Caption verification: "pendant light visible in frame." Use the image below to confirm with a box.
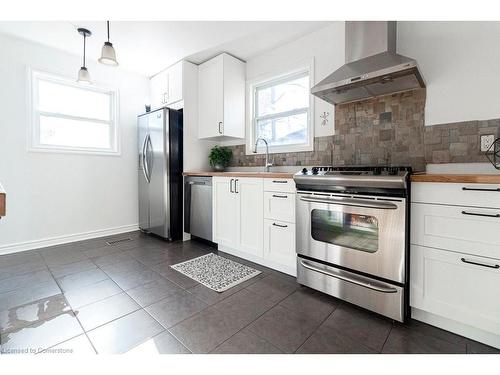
[77,28,92,84]
[98,21,119,66]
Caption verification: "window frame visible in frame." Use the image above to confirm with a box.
[246,61,314,155]
[28,68,120,156]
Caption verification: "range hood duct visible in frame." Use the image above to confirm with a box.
[311,21,425,105]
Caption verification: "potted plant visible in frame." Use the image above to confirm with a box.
[208,145,232,172]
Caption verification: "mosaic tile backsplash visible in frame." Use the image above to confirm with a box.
[227,89,500,172]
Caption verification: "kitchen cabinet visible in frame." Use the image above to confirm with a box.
[264,219,296,272]
[410,181,500,349]
[198,53,245,139]
[213,177,263,258]
[213,176,296,276]
[150,60,186,110]
[212,177,238,248]
[411,244,500,347]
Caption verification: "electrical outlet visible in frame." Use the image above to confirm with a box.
[480,134,495,152]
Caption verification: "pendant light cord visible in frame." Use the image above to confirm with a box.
[83,33,86,67]
[107,21,110,42]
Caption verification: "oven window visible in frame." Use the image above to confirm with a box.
[311,210,379,253]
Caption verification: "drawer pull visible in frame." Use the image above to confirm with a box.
[272,194,288,198]
[272,180,288,184]
[272,223,288,228]
[461,258,500,269]
[462,187,500,192]
[461,210,500,218]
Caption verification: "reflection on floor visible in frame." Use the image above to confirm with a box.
[0,232,497,354]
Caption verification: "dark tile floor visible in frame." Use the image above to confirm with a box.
[0,231,498,354]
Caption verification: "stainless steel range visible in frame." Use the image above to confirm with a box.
[293,166,411,322]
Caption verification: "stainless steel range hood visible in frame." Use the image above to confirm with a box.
[311,21,425,105]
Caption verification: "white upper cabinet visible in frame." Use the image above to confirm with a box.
[150,60,186,110]
[198,53,245,139]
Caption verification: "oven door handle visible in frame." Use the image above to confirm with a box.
[299,260,398,293]
[299,196,398,210]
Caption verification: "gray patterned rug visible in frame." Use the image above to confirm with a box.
[170,253,261,292]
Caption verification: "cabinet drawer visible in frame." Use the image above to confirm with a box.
[410,244,500,336]
[264,192,295,223]
[411,202,500,260]
[264,219,296,272]
[264,178,296,193]
[412,182,500,209]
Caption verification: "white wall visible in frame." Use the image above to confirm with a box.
[399,21,500,126]
[221,22,345,147]
[0,33,149,253]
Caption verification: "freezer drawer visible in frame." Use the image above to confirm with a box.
[184,176,212,241]
[297,256,405,322]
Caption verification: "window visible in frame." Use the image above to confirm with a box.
[249,66,313,154]
[30,70,118,154]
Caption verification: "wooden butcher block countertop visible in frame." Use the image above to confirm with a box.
[0,183,5,217]
[183,171,295,179]
[411,173,500,184]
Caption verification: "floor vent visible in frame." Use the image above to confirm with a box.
[106,238,133,246]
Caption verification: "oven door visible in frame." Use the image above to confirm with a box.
[296,193,406,283]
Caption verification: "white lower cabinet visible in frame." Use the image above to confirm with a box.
[235,178,264,258]
[264,219,296,271]
[411,244,500,344]
[410,182,500,349]
[213,176,296,276]
[213,177,238,248]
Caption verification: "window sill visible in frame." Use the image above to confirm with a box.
[28,146,121,157]
[245,143,314,156]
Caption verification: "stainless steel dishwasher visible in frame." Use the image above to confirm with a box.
[184,176,212,241]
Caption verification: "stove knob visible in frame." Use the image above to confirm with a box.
[312,167,319,175]
[389,167,398,175]
[373,167,381,176]
[302,168,308,174]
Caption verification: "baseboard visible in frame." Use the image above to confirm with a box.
[0,224,139,255]
[411,307,500,349]
[218,244,297,277]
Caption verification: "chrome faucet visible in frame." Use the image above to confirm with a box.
[253,137,273,172]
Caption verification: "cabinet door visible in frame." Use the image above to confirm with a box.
[150,71,168,110]
[198,55,224,139]
[264,219,296,274]
[235,178,263,257]
[167,61,183,105]
[411,244,500,336]
[213,177,237,248]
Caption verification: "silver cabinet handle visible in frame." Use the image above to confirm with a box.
[299,260,398,293]
[299,196,397,210]
[188,181,206,185]
[218,122,223,134]
[235,179,239,194]
[461,210,500,218]
[272,194,288,198]
[230,178,234,193]
[272,180,287,184]
[272,223,288,228]
[461,258,500,269]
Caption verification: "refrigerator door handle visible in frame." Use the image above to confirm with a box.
[146,134,154,182]
[142,135,150,183]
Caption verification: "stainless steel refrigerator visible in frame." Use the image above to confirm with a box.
[138,108,183,240]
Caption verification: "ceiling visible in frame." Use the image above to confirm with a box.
[0,21,331,77]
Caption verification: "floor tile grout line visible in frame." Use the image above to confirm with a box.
[379,323,395,354]
[292,301,343,354]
